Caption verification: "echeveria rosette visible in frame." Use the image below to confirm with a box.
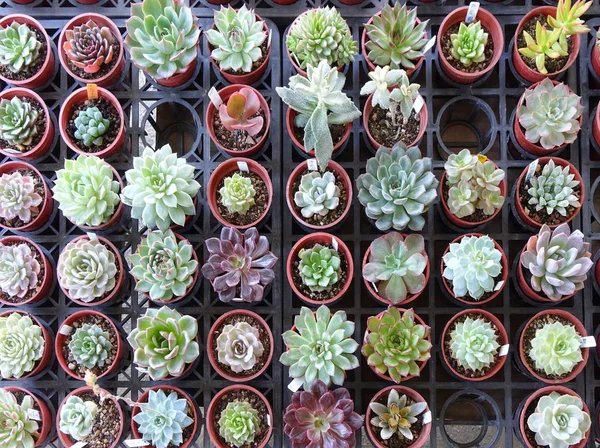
[68,323,112,370]
[298,243,341,293]
[0,388,40,448]
[0,96,39,151]
[0,22,42,74]
[216,321,264,373]
[0,243,40,299]
[0,312,44,379]
[219,173,255,215]
[63,20,115,75]
[529,321,583,377]
[369,389,428,441]
[449,317,500,372]
[218,401,261,447]
[0,171,42,225]
[449,21,488,67]
[59,395,98,441]
[293,171,340,219]
[526,159,580,217]
[73,107,110,148]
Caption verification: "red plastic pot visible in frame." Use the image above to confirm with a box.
[206,84,270,157]
[441,233,508,306]
[207,385,272,448]
[517,249,576,303]
[286,232,354,306]
[593,102,600,148]
[596,256,600,292]
[55,310,123,381]
[5,387,51,446]
[512,7,580,83]
[76,165,124,231]
[0,15,55,89]
[206,0,230,4]
[58,14,125,87]
[154,54,198,87]
[437,6,503,84]
[286,160,353,230]
[514,157,583,229]
[207,309,274,382]
[272,0,297,4]
[207,157,273,230]
[286,108,352,157]
[59,86,125,158]
[366,385,431,448]
[592,32,600,79]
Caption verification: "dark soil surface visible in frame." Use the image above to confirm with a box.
[0,169,45,229]
[0,26,47,81]
[217,170,268,226]
[66,98,120,153]
[441,22,494,73]
[368,105,420,148]
[293,122,346,149]
[66,41,120,81]
[517,15,572,74]
[442,179,492,223]
[369,393,424,447]
[212,108,266,151]
[0,97,46,154]
[66,392,120,448]
[0,241,44,304]
[446,274,501,303]
[291,168,347,227]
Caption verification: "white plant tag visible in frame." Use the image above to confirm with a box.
[493,280,505,292]
[208,87,223,107]
[125,440,150,447]
[413,96,424,114]
[371,282,379,293]
[465,2,480,23]
[422,36,436,54]
[237,161,249,172]
[71,442,87,448]
[499,344,509,357]
[59,324,73,336]
[581,336,597,348]
[288,377,303,392]
[27,409,41,421]
[422,411,432,424]
[267,30,272,50]
[232,297,245,302]
[331,237,338,251]
[266,415,271,427]
[525,159,538,183]
[307,159,318,171]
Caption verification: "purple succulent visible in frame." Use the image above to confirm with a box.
[284,380,364,448]
[201,226,277,303]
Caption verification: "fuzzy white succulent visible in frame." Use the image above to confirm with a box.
[216,321,264,373]
[529,321,583,377]
[294,171,340,219]
[360,66,406,109]
[449,316,499,372]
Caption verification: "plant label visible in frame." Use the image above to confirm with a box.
[413,96,424,114]
[422,411,432,424]
[86,84,98,100]
[208,87,223,107]
[237,161,250,172]
[71,442,87,448]
[499,344,509,356]
[27,408,41,421]
[465,2,480,23]
[307,159,318,171]
[580,336,596,348]
[493,280,504,292]
[525,159,538,183]
[125,440,150,447]
[422,36,436,54]
[331,237,338,251]
[59,324,73,336]
[371,282,379,293]
[266,415,271,427]
[267,30,272,50]
[288,377,303,392]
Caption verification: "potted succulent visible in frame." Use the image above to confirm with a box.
[0,15,55,89]
[125,0,200,87]
[55,310,123,381]
[0,236,53,306]
[441,234,508,306]
[286,160,352,230]
[128,307,200,381]
[362,233,430,306]
[361,66,427,150]
[201,226,277,304]
[57,233,124,306]
[286,233,353,306]
[0,88,54,160]
[121,144,200,231]
[207,384,272,448]
[366,386,431,448]
[594,98,600,149]
[206,157,272,229]
[0,161,53,232]
[439,149,506,228]
[519,224,592,303]
[277,60,361,170]
[514,158,583,228]
[58,14,125,87]
[356,143,438,232]
[280,305,359,388]
[514,79,583,156]
[363,307,431,383]
[0,387,52,447]
[284,380,363,447]
[206,6,271,85]
[206,84,270,157]
[207,309,274,382]
[591,29,600,78]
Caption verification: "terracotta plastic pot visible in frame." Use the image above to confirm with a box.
[207,309,274,382]
[76,166,124,231]
[59,86,125,158]
[55,310,123,381]
[441,233,508,306]
[514,157,583,229]
[206,0,230,4]
[153,54,198,87]
[287,108,352,157]
[0,15,55,89]
[366,386,431,448]
[207,157,273,229]
[437,6,503,84]
[512,7,580,83]
[517,250,576,303]
[75,0,101,4]
[286,160,353,230]
[272,0,297,4]
[286,232,354,306]
[596,256,600,292]
[593,103,600,148]
[592,33,600,79]
[207,385,273,448]
[206,84,271,157]
[6,387,52,446]
[58,14,125,87]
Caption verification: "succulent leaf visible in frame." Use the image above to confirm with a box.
[218,400,261,447]
[218,88,264,137]
[449,317,500,372]
[0,171,42,225]
[219,173,256,215]
[0,22,41,74]
[449,21,488,67]
[64,20,116,74]
[526,159,581,216]
[0,313,44,379]
[59,395,98,441]
[529,321,583,376]
[216,321,264,373]
[369,389,427,441]
[73,107,110,148]
[68,323,113,370]
[0,97,39,151]
[0,243,40,299]
[0,388,39,448]
[294,171,340,219]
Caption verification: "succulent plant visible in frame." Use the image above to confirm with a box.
[59,395,98,441]
[526,159,581,216]
[0,313,44,379]
[218,88,264,137]
[547,0,592,49]
[363,233,427,304]
[520,224,592,300]
[529,321,582,377]
[449,316,500,372]
[57,234,117,302]
[276,60,361,170]
[527,392,591,448]
[63,20,116,74]
[360,66,406,110]
[201,226,277,303]
[68,323,113,370]
[219,173,256,215]
[217,321,264,373]
[365,3,434,70]
[0,171,42,225]
[121,144,200,231]
[298,243,342,293]
[362,307,431,383]
[450,21,488,67]
[356,143,438,232]
[0,22,42,74]
[369,389,428,441]
[280,305,359,387]
[294,171,340,219]
[73,106,110,148]
[127,306,199,380]
[206,5,268,73]
[0,388,40,448]
[519,22,566,75]
[0,243,40,299]
[0,97,39,152]
[125,0,200,80]
[218,400,261,447]
[133,389,193,448]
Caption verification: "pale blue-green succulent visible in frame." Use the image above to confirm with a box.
[0,22,41,74]
[59,395,98,441]
[68,323,113,370]
[0,313,44,379]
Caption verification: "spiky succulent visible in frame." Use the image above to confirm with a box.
[284,379,363,448]
[68,323,113,370]
[0,22,42,74]
[365,3,433,70]
[280,306,359,387]
[218,88,264,137]
[218,400,261,447]
[520,224,592,300]
[125,0,200,80]
[0,243,40,299]
[527,392,591,448]
[201,226,277,303]
[73,107,110,148]
[547,0,592,49]
[63,20,115,74]
[53,155,120,227]
[356,143,438,232]
[0,97,39,151]
[369,389,428,441]
[217,321,264,373]
[127,306,199,380]
[519,22,566,75]
[219,173,255,215]
[526,159,581,216]
[529,321,583,377]
[57,234,117,302]
[450,21,488,67]
[363,233,427,304]
[59,395,98,441]
[294,171,340,219]
[0,313,44,379]
[360,66,406,109]
[0,171,42,225]
[206,5,267,73]
[449,316,500,372]
[121,144,200,231]
[298,243,341,293]
[0,388,40,448]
